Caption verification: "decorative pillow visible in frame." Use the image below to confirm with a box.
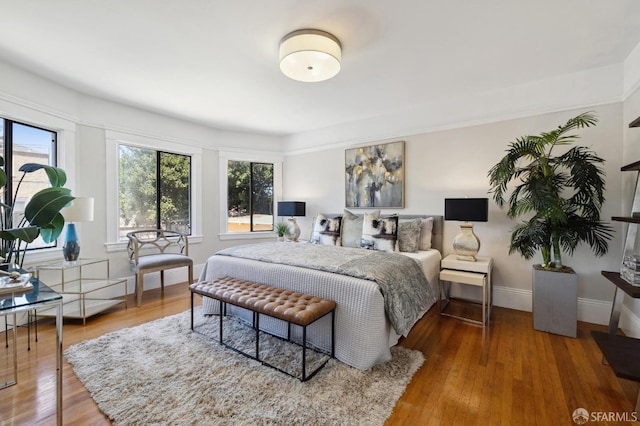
[310,214,342,246]
[419,217,434,250]
[397,218,422,253]
[341,209,380,248]
[361,213,398,252]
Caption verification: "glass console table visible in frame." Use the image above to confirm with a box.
[0,269,63,425]
[34,258,127,324]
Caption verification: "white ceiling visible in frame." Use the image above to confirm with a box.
[1,1,640,140]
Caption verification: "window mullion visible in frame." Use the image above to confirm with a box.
[156,152,162,230]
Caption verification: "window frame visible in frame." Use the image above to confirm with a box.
[1,119,59,252]
[219,149,282,240]
[0,99,76,265]
[118,145,192,237]
[105,130,202,251]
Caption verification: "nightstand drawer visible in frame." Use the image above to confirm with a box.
[439,269,486,287]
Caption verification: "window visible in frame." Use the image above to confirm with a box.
[219,150,282,239]
[227,160,274,232]
[0,118,58,251]
[118,145,191,239]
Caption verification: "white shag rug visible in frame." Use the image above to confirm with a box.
[65,308,424,425]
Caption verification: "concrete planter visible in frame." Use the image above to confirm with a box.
[532,266,578,338]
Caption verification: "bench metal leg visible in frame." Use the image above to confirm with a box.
[219,300,224,345]
[331,310,335,358]
[302,325,307,381]
[255,312,260,360]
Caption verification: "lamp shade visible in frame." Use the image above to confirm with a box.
[277,201,306,217]
[279,29,341,82]
[444,198,488,222]
[61,197,95,222]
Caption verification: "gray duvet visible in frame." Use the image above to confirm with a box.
[217,242,436,336]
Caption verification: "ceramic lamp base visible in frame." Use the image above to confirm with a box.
[285,217,301,242]
[452,222,480,262]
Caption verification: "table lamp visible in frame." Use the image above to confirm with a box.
[60,197,94,261]
[444,198,488,261]
[277,201,306,242]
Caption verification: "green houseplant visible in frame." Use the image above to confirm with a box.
[487,111,613,336]
[0,156,74,267]
[275,222,289,241]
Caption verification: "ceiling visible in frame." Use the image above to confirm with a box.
[1,1,640,139]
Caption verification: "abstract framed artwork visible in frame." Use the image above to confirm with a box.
[345,141,404,208]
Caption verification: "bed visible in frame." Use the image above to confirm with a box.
[199,214,443,370]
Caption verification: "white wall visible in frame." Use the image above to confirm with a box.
[285,104,625,324]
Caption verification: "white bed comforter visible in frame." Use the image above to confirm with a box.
[199,245,441,370]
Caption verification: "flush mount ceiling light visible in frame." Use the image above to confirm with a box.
[279,29,341,83]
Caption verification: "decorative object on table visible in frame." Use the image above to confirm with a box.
[0,158,74,267]
[444,198,488,261]
[0,272,32,295]
[275,222,289,242]
[487,111,613,337]
[279,29,341,83]
[65,308,423,425]
[277,201,306,242]
[345,141,404,208]
[60,197,94,262]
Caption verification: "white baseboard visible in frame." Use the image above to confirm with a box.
[620,305,640,338]
[492,285,640,329]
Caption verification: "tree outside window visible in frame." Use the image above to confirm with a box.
[227,160,273,232]
[119,145,191,239]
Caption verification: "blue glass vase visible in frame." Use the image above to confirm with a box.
[63,223,80,261]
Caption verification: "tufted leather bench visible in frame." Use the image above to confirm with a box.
[190,277,336,381]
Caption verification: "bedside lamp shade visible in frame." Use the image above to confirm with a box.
[277,201,306,242]
[445,198,488,261]
[60,197,94,261]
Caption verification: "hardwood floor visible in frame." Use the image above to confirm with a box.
[0,284,638,425]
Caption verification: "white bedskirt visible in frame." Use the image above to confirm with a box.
[198,249,440,370]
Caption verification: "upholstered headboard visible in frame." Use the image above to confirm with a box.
[320,213,443,254]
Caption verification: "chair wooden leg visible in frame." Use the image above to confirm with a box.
[136,273,144,307]
[160,270,165,294]
[188,264,194,284]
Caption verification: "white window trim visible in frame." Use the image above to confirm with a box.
[0,97,77,266]
[218,148,283,240]
[105,129,202,252]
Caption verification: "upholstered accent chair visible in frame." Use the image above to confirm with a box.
[126,229,194,307]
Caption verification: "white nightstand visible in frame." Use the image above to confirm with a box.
[439,254,494,327]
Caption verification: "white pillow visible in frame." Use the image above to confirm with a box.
[418,217,434,250]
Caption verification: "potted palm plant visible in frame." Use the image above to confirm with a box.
[0,156,74,267]
[487,111,613,337]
